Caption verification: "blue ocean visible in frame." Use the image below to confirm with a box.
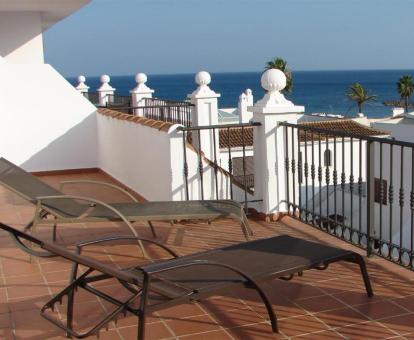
[67,70,414,118]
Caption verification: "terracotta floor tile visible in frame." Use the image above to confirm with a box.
[354,300,408,320]
[333,289,384,306]
[156,302,205,320]
[225,321,283,339]
[118,322,174,340]
[379,313,414,335]
[277,314,329,337]
[5,273,49,299]
[335,321,398,339]
[0,313,11,329]
[315,307,368,329]
[201,296,245,314]
[0,288,8,314]
[1,257,40,277]
[296,294,347,313]
[165,314,220,337]
[293,329,344,339]
[392,295,414,312]
[0,328,14,340]
[178,329,233,339]
[209,306,266,329]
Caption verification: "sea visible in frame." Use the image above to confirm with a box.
[67,70,414,118]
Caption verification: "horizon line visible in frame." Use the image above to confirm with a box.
[64,67,414,79]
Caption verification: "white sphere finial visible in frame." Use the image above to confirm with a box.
[195,71,211,86]
[261,69,286,92]
[246,88,252,95]
[136,73,148,85]
[78,75,86,83]
[101,74,110,84]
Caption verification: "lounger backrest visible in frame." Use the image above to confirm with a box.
[0,157,86,216]
[0,222,138,284]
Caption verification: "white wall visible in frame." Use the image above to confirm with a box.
[0,63,98,171]
[97,115,175,201]
[0,12,44,63]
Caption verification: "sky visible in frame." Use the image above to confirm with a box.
[43,0,414,77]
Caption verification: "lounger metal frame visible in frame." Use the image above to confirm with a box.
[0,223,373,340]
[0,158,252,257]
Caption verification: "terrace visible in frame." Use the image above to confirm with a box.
[1,171,414,340]
[2,68,414,340]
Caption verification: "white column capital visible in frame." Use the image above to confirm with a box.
[130,73,154,95]
[249,69,304,115]
[75,75,89,93]
[97,74,115,106]
[97,74,115,92]
[188,71,220,100]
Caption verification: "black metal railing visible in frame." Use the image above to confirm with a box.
[140,99,193,127]
[85,92,99,105]
[280,121,414,270]
[178,122,261,211]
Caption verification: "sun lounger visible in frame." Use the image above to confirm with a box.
[0,157,252,256]
[0,222,373,339]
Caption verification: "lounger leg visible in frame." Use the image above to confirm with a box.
[52,223,57,242]
[23,220,34,232]
[255,287,278,333]
[138,275,150,340]
[347,255,374,297]
[66,287,75,338]
[147,221,157,238]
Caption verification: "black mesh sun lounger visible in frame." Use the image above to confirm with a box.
[0,157,251,256]
[0,222,373,340]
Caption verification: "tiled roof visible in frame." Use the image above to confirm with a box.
[298,119,389,142]
[219,127,253,148]
[218,119,389,148]
[97,108,173,132]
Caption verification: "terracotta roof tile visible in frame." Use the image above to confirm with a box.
[97,108,174,132]
[298,119,389,142]
[218,119,389,148]
[219,127,253,148]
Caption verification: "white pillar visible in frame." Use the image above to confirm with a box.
[187,71,221,160]
[130,73,154,116]
[238,89,254,123]
[250,69,305,219]
[75,75,89,96]
[97,74,115,107]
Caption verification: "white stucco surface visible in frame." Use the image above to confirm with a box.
[0,12,44,63]
[0,63,98,171]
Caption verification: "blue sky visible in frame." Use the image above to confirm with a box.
[44,0,414,77]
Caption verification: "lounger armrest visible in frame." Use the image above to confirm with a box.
[42,242,140,284]
[35,195,139,238]
[59,180,138,202]
[76,235,179,258]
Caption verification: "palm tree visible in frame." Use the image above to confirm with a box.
[346,83,377,114]
[397,75,414,112]
[265,57,292,93]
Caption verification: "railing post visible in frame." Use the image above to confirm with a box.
[75,75,89,97]
[130,73,154,116]
[97,74,115,107]
[187,71,220,161]
[366,140,375,257]
[249,69,304,220]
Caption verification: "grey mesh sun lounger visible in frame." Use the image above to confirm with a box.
[0,158,251,256]
[0,222,373,340]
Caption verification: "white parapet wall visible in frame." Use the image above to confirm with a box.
[97,108,256,205]
[97,110,176,201]
[0,63,98,171]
